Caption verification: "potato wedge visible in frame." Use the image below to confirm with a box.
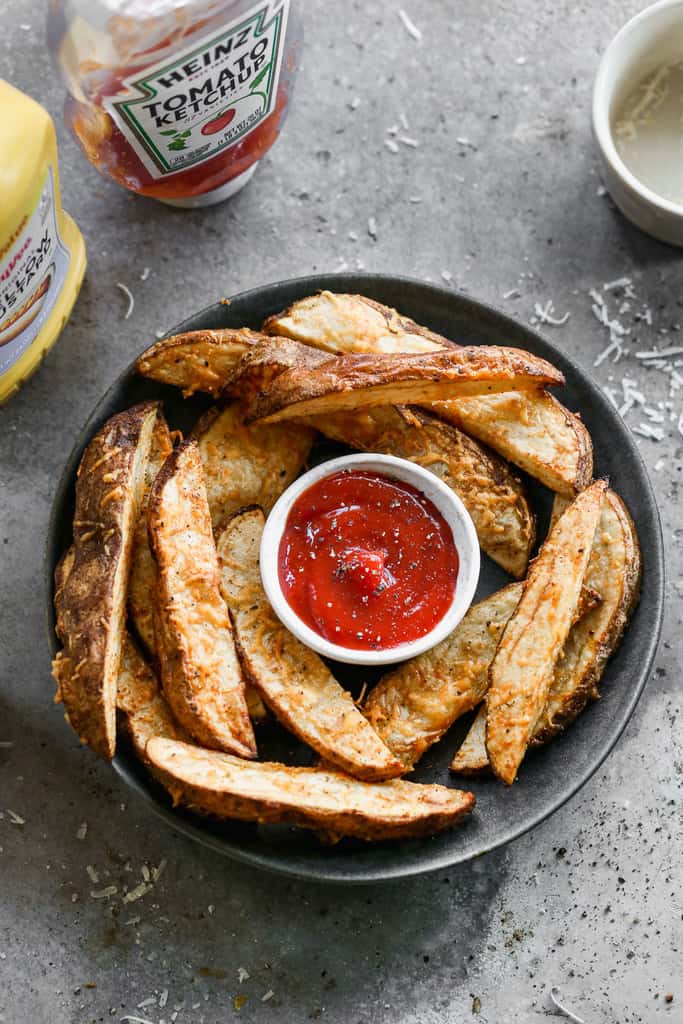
[128,411,174,658]
[190,401,315,527]
[55,546,187,761]
[310,406,535,578]
[216,507,403,781]
[436,393,593,498]
[364,581,600,772]
[147,737,476,841]
[128,410,272,722]
[452,493,640,771]
[264,292,592,495]
[51,402,159,759]
[222,336,333,398]
[134,327,265,396]
[148,441,256,758]
[532,489,641,743]
[116,632,188,762]
[244,347,565,424]
[264,290,454,353]
[486,480,607,784]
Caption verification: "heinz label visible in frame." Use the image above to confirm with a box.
[103,1,289,178]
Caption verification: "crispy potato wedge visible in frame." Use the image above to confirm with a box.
[264,292,592,495]
[452,493,640,770]
[311,405,535,578]
[222,336,332,399]
[217,508,403,781]
[128,411,174,658]
[148,441,256,758]
[364,583,524,770]
[134,327,265,397]
[55,547,187,762]
[116,632,188,762]
[190,401,315,527]
[244,347,565,424]
[486,480,607,784]
[264,290,454,353]
[435,393,593,497]
[532,489,641,743]
[364,581,600,772]
[147,737,476,841]
[51,402,159,759]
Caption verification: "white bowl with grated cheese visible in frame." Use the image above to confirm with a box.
[593,0,683,246]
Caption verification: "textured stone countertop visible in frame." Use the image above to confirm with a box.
[0,2,680,1022]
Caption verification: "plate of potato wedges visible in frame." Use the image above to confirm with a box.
[46,274,664,882]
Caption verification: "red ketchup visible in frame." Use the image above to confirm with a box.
[278,470,459,652]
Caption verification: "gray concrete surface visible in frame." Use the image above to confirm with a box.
[1,1,681,1022]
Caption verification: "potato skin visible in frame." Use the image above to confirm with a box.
[450,491,638,770]
[262,292,593,495]
[263,291,454,354]
[438,392,594,498]
[54,541,188,761]
[135,328,265,396]
[531,489,641,744]
[128,413,174,658]
[51,402,159,759]
[148,441,256,758]
[245,346,565,424]
[485,480,608,785]
[147,738,476,842]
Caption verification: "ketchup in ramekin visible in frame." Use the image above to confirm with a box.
[278,470,459,652]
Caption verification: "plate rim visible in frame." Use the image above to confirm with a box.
[44,271,665,884]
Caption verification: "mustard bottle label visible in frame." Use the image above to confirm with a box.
[0,166,71,372]
[103,0,289,180]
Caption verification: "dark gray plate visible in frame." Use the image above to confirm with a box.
[45,274,664,884]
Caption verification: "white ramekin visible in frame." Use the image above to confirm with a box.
[259,453,481,667]
[593,0,683,246]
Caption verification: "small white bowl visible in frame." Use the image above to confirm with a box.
[259,453,480,666]
[593,0,683,246]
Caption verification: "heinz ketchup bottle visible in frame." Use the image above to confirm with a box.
[47,0,302,207]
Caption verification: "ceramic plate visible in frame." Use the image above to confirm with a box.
[45,274,664,883]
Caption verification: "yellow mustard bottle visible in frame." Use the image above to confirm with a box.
[0,80,86,403]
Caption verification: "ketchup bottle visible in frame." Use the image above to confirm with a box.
[47,1,302,207]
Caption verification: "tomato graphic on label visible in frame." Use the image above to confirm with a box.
[201,108,236,136]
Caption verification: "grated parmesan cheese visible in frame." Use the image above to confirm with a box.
[398,9,422,41]
[123,881,153,903]
[532,300,570,326]
[90,886,117,900]
[633,423,664,441]
[116,282,135,320]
